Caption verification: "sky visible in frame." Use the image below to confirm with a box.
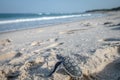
[0,0,120,13]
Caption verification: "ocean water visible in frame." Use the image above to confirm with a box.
[0,13,104,33]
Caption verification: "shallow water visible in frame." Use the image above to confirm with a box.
[0,13,104,33]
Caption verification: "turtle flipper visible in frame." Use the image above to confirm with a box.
[46,61,62,77]
[38,61,62,78]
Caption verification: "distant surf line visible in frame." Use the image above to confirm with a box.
[0,14,91,24]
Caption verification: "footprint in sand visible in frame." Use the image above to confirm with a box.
[14,52,22,58]
[34,42,64,52]
[106,23,120,27]
[0,51,16,61]
[47,38,58,42]
[111,26,120,30]
[0,51,23,64]
[83,23,91,26]
[0,39,11,46]
[59,29,88,34]
[19,57,45,79]
[102,38,120,42]
[103,22,113,25]
[109,23,120,30]
[6,71,19,79]
[95,58,120,80]
[30,41,43,46]
[98,38,120,47]
[113,23,120,26]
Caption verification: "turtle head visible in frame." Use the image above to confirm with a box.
[56,54,64,60]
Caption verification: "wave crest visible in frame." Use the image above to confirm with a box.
[0,14,91,24]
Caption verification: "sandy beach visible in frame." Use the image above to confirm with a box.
[0,11,120,80]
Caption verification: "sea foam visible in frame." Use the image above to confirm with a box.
[0,14,91,24]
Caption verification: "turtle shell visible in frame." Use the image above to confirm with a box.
[62,56,82,77]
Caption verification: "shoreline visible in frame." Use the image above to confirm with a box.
[0,12,105,34]
[0,11,120,80]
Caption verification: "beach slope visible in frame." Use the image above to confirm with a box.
[0,11,120,80]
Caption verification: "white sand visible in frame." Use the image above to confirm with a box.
[0,11,120,80]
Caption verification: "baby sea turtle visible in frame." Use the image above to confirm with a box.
[40,54,82,79]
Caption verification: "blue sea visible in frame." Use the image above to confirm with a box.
[0,13,104,33]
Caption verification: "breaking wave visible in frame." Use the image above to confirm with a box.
[0,14,91,24]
